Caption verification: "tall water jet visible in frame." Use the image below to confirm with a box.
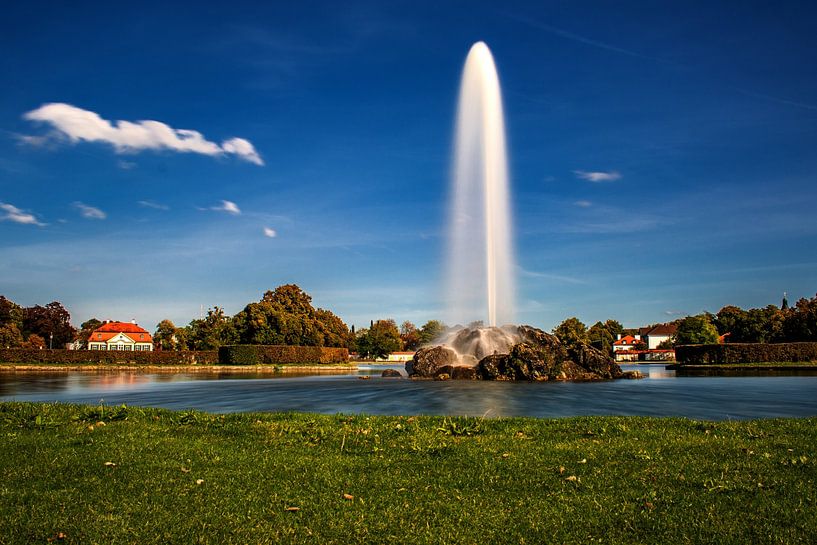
[446,41,515,328]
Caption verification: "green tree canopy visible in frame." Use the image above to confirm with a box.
[674,314,719,345]
[154,319,187,351]
[185,307,238,350]
[77,318,103,349]
[553,317,589,348]
[315,308,353,348]
[0,323,23,348]
[588,319,623,354]
[357,319,402,359]
[417,320,445,346]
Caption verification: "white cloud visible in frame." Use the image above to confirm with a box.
[263,227,277,238]
[574,170,621,182]
[138,200,169,211]
[118,160,137,170]
[574,200,592,207]
[0,202,45,226]
[73,202,106,220]
[22,103,264,166]
[211,200,241,215]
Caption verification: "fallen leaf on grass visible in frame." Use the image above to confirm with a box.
[501,453,510,459]
[558,466,565,474]
[104,462,116,467]
[96,421,106,427]
[565,475,579,482]
[343,493,354,500]
[579,459,587,464]
[46,532,66,542]
[196,479,204,485]
[284,506,300,512]
[181,467,191,473]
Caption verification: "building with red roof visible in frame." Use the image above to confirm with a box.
[87,321,153,351]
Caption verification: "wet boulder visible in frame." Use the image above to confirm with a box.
[381,369,402,378]
[407,346,459,377]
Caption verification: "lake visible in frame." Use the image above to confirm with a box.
[1,364,815,420]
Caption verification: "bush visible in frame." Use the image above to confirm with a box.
[0,349,219,365]
[675,343,817,365]
[218,345,349,365]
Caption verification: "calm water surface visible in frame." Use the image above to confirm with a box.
[1,365,815,420]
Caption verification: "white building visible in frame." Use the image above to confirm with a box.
[87,321,153,351]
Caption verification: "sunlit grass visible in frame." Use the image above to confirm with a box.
[1,402,814,544]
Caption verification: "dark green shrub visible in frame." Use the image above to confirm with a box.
[676,343,817,364]
[218,345,348,365]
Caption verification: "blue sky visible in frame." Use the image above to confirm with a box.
[1,1,816,332]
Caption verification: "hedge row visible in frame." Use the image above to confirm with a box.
[218,345,349,365]
[675,342,817,365]
[0,349,219,365]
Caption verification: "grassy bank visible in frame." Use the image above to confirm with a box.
[1,403,815,544]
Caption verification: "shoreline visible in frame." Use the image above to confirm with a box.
[0,364,359,374]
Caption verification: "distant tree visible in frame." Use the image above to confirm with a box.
[21,333,46,349]
[22,301,76,348]
[400,321,420,351]
[185,307,238,350]
[674,314,719,345]
[417,320,445,346]
[634,340,648,351]
[0,296,24,330]
[0,323,24,348]
[782,294,817,342]
[715,304,784,343]
[714,306,746,338]
[553,317,589,348]
[656,338,674,349]
[154,319,186,351]
[357,319,402,359]
[588,320,622,354]
[315,308,354,348]
[77,318,103,349]
[232,285,323,346]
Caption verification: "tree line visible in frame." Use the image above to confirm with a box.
[4,289,817,353]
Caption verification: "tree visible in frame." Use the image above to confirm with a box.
[782,294,817,342]
[357,319,402,359]
[417,320,445,346]
[553,317,589,348]
[185,307,238,350]
[21,333,46,349]
[0,296,24,330]
[588,320,622,354]
[674,314,719,345]
[22,301,76,348]
[0,323,23,348]
[232,285,323,346]
[77,318,102,349]
[154,319,186,351]
[400,321,420,351]
[315,308,354,348]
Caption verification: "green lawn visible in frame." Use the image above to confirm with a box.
[1,402,814,544]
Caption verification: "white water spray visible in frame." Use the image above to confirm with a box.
[446,41,515,328]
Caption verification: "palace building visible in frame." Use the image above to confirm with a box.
[87,321,153,351]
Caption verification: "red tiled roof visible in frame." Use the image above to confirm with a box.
[91,321,153,343]
[613,335,639,346]
[94,321,150,334]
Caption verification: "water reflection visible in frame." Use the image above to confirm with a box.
[0,364,815,420]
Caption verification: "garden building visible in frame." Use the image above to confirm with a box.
[87,321,153,351]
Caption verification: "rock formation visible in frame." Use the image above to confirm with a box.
[406,325,637,381]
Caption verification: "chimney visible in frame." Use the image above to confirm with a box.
[131,319,137,325]
[635,334,641,340]
[616,333,622,340]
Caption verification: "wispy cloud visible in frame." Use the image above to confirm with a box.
[73,202,106,220]
[504,13,670,64]
[263,226,277,238]
[137,200,169,211]
[574,170,621,182]
[517,266,587,285]
[22,103,264,165]
[734,88,817,113]
[0,202,45,226]
[574,200,592,207]
[208,200,241,215]
[117,160,137,170]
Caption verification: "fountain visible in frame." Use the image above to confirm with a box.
[406,42,636,381]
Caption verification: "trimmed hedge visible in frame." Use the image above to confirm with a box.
[676,342,817,365]
[0,349,218,365]
[218,345,349,365]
